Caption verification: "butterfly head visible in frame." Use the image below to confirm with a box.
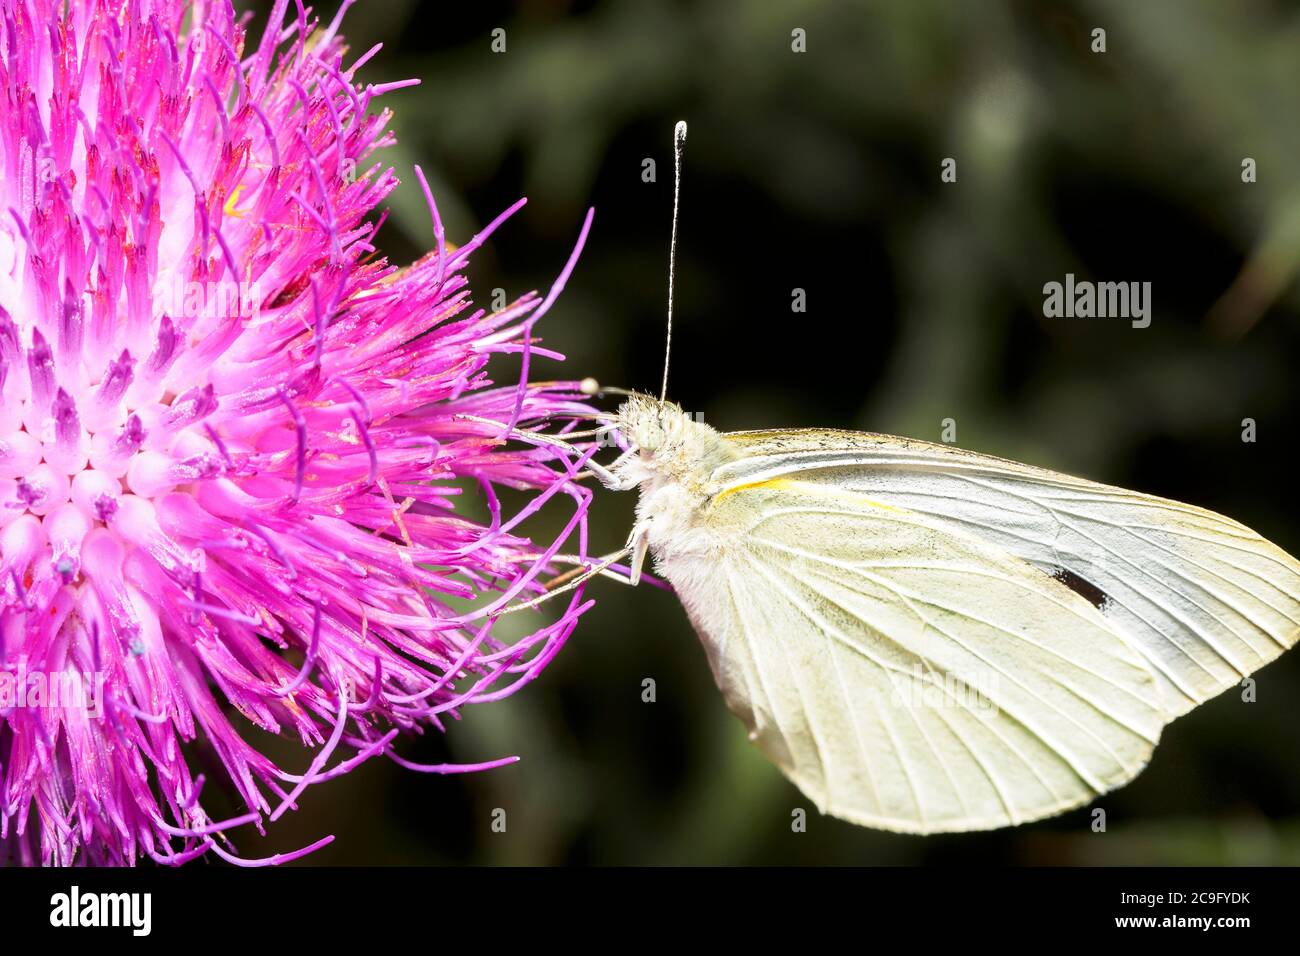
[615,394,686,452]
[612,394,731,491]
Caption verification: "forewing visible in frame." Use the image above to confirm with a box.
[715,429,1300,716]
[674,479,1165,834]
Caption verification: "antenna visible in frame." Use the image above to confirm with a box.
[661,120,687,402]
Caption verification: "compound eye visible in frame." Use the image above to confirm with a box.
[634,419,664,452]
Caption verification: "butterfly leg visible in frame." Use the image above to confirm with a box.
[627,518,652,586]
[600,447,648,492]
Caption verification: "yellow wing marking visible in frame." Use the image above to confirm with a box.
[716,477,901,513]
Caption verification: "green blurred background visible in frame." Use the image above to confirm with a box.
[238,0,1300,864]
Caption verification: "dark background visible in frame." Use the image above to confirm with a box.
[236,0,1300,864]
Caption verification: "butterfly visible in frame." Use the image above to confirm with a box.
[601,392,1299,832]
[508,122,1300,834]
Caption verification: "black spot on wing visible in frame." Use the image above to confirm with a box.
[1050,566,1111,611]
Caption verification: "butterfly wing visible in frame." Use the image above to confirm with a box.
[664,475,1166,833]
[713,429,1300,717]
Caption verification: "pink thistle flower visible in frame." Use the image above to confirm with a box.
[0,0,598,865]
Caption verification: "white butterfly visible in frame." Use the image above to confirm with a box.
[601,393,1299,833]
[504,122,1300,834]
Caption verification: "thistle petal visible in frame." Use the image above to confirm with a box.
[0,0,596,866]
